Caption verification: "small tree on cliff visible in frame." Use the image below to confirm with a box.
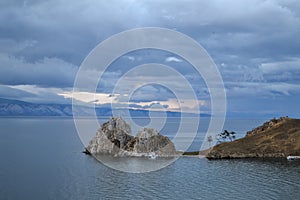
[217,130,236,144]
[207,135,213,148]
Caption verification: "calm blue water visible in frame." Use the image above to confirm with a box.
[1,118,300,199]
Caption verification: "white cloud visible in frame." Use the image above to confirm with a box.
[220,64,265,83]
[260,59,300,74]
[0,84,36,99]
[226,81,300,97]
[10,85,72,103]
[165,56,182,63]
[259,59,300,82]
[126,56,135,61]
[59,91,118,105]
[59,91,206,114]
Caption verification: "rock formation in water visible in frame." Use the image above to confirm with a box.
[86,117,177,157]
[207,117,300,159]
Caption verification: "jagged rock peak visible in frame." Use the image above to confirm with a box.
[136,128,159,139]
[104,116,132,135]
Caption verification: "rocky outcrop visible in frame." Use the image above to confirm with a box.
[86,117,177,157]
[133,128,176,156]
[246,116,289,137]
[207,117,300,159]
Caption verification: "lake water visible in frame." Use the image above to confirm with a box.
[1,118,300,199]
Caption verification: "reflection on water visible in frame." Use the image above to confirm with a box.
[94,155,177,173]
[1,118,299,200]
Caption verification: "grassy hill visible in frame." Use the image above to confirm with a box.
[207,117,300,159]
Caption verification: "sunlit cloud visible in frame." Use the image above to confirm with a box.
[59,91,206,114]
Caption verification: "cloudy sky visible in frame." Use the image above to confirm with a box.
[0,0,300,117]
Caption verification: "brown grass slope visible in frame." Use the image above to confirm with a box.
[207,118,300,159]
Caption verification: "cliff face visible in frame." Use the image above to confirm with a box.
[133,128,176,156]
[207,117,300,159]
[86,117,176,157]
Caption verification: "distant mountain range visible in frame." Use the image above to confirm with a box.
[0,98,73,116]
[0,98,211,117]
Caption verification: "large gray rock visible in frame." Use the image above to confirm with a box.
[86,117,177,157]
[87,117,134,155]
[133,128,176,156]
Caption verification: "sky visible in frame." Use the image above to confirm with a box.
[0,0,300,117]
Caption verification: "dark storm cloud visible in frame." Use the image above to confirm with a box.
[139,0,300,58]
[1,0,299,79]
[0,54,77,87]
[0,0,299,115]
[0,0,151,64]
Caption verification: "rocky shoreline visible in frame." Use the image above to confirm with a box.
[207,117,300,159]
[84,116,300,159]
